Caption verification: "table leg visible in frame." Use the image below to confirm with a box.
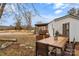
[61,48,64,56]
[36,42,49,56]
[36,42,38,56]
[55,48,57,56]
[46,44,49,56]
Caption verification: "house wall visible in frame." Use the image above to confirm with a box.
[48,17,79,42]
[70,20,79,42]
[48,21,54,36]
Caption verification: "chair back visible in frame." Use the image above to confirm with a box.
[64,38,76,56]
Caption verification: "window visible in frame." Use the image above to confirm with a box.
[63,23,69,37]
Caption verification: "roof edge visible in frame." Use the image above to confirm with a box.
[48,14,79,24]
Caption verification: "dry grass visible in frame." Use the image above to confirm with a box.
[0,30,36,56]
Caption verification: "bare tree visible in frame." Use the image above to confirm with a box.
[23,11,32,30]
[0,3,6,18]
[15,15,22,30]
[68,8,76,15]
[0,3,48,30]
[16,4,32,30]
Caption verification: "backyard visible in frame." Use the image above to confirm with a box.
[0,30,36,56]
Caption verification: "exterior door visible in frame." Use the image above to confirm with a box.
[63,23,69,37]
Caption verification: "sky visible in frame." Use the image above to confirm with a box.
[1,3,79,26]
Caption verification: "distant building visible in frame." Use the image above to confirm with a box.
[35,23,49,40]
[35,23,48,34]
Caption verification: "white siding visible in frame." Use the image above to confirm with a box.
[48,17,79,42]
[70,20,79,42]
[48,22,53,36]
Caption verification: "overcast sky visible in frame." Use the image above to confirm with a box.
[1,3,79,26]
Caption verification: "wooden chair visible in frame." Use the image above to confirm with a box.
[49,38,75,56]
[36,42,48,56]
[64,38,76,56]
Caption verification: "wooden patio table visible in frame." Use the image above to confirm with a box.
[36,36,68,56]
